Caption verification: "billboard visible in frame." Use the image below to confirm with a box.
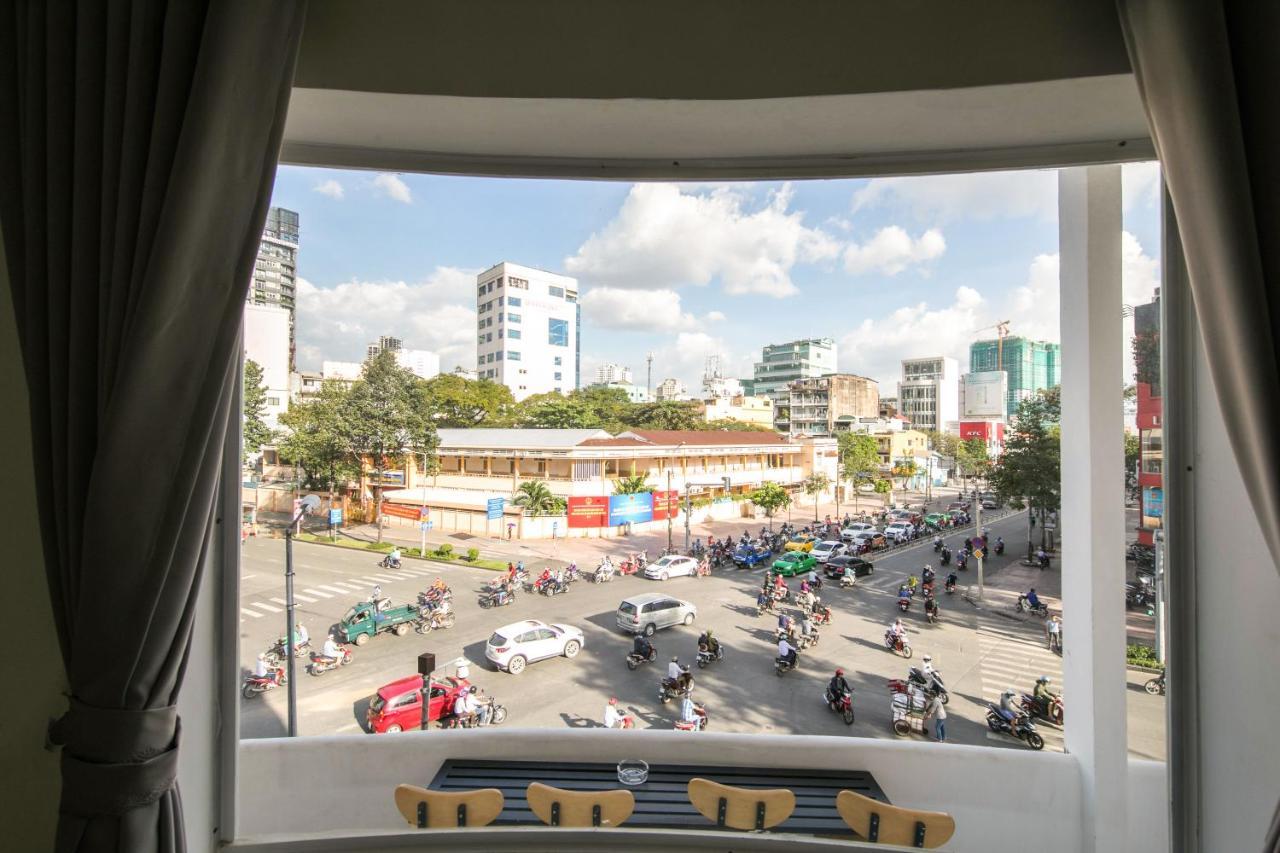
[382,503,427,521]
[651,490,680,522]
[608,493,654,526]
[962,371,1007,418]
[1142,486,1164,529]
[567,496,609,528]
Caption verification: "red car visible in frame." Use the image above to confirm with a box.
[367,674,471,733]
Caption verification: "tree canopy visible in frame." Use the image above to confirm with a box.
[277,380,359,495]
[988,387,1061,547]
[748,482,792,528]
[418,373,514,427]
[242,359,273,461]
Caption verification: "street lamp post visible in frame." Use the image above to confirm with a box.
[683,484,692,553]
[284,494,321,737]
[974,484,984,600]
[666,469,674,553]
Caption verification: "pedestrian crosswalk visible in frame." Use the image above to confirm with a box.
[238,563,446,621]
[976,624,1062,703]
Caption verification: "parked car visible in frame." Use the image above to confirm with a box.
[981,497,999,510]
[616,592,698,636]
[891,510,923,525]
[367,673,471,733]
[772,550,818,576]
[883,522,914,543]
[485,619,584,674]
[852,532,887,551]
[923,513,950,527]
[824,556,875,579]
[644,554,700,581]
[840,523,876,542]
[810,540,845,563]
[784,535,819,552]
[948,501,971,511]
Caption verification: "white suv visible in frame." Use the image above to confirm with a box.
[485,619,584,675]
[810,541,845,563]
[884,522,914,543]
[840,523,876,542]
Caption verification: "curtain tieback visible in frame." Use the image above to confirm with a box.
[47,699,181,816]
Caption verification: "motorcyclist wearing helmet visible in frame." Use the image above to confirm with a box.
[826,668,852,705]
[998,688,1022,725]
[777,635,798,667]
[667,656,683,681]
[921,654,936,680]
[921,565,936,585]
[320,634,341,665]
[698,630,719,657]
[1026,588,1042,610]
[1032,675,1057,714]
[633,633,653,661]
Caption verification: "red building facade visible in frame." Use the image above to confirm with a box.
[1134,295,1162,546]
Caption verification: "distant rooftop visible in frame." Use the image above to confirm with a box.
[436,428,610,449]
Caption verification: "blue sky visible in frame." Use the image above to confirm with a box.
[272,164,1161,391]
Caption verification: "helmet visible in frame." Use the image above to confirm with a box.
[672,656,679,662]
[1003,689,1016,697]
[1038,676,1050,684]
[924,565,932,572]
[923,654,932,662]
[469,685,478,694]
[835,668,845,677]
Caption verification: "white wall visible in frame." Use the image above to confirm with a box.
[394,348,440,379]
[243,302,292,428]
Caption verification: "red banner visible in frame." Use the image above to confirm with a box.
[567,496,609,528]
[381,503,427,521]
[651,490,681,522]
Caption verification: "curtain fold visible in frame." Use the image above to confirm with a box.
[0,2,306,851]
[1115,0,1280,572]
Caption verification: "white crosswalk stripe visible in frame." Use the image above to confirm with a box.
[302,588,333,599]
[317,585,350,595]
[240,608,263,619]
[249,601,282,614]
[369,573,400,582]
[398,569,431,578]
[977,625,1063,702]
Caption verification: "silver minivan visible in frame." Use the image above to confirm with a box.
[616,592,698,636]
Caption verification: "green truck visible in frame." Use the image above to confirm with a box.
[339,600,421,645]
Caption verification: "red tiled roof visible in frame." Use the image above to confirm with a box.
[620,430,787,447]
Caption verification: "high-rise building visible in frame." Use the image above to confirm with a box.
[242,303,292,431]
[783,374,880,436]
[655,378,688,401]
[475,262,580,401]
[595,362,633,385]
[969,336,1060,416]
[248,206,299,370]
[897,356,960,433]
[750,338,837,406]
[366,335,403,360]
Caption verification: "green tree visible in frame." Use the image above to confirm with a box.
[748,482,792,530]
[923,429,960,461]
[891,459,920,492]
[837,432,881,512]
[1124,431,1141,495]
[988,387,1061,556]
[277,381,360,511]
[242,359,273,461]
[702,418,775,432]
[873,479,892,496]
[418,373,514,427]
[624,400,702,431]
[512,392,602,429]
[612,475,653,494]
[513,480,564,516]
[802,472,831,523]
[345,351,438,542]
[955,437,991,478]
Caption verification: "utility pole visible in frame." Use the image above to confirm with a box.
[284,494,320,737]
[646,351,654,402]
[1153,528,1166,663]
[974,483,984,600]
[683,485,692,552]
[666,469,674,553]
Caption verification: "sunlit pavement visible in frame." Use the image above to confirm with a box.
[238,506,1166,760]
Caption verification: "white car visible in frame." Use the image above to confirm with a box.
[810,540,845,563]
[644,554,700,581]
[884,522,914,542]
[485,619,584,675]
[840,523,876,542]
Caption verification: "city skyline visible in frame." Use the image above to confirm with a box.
[269,165,1162,392]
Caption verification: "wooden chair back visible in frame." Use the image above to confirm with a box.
[687,777,796,831]
[393,784,504,829]
[835,789,955,848]
[526,781,635,827]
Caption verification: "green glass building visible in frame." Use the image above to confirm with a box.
[969,336,1060,416]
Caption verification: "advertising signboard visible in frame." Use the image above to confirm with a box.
[1142,486,1164,529]
[651,490,680,522]
[487,497,505,520]
[381,503,426,521]
[608,493,654,526]
[567,496,609,528]
[962,371,1007,418]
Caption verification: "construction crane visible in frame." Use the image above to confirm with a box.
[973,320,1011,372]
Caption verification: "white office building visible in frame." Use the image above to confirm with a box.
[595,362,633,385]
[655,377,688,401]
[242,303,292,430]
[476,262,580,401]
[897,356,959,433]
[393,348,440,380]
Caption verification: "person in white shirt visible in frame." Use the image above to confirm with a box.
[296,623,309,647]
[254,653,271,680]
[777,636,797,667]
[667,657,683,681]
[928,693,947,741]
[604,696,633,729]
[321,635,341,662]
[452,693,472,727]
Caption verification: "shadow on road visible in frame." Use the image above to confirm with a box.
[560,711,603,729]
[350,694,373,733]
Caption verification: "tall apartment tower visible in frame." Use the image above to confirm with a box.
[750,338,837,404]
[898,356,960,433]
[969,336,1061,416]
[249,206,299,370]
[476,262,580,401]
[596,362,633,385]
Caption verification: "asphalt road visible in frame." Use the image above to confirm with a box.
[238,508,1165,758]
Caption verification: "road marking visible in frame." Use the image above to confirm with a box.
[317,585,350,595]
[369,573,400,582]
[292,593,316,603]
[329,582,368,593]
[241,608,263,619]
[243,574,257,580]
[303,588,333,599]
[249,601,282,613]
[398,569,431,578]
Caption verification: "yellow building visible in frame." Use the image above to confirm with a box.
[873,429,930,467]
[697,394,775,428]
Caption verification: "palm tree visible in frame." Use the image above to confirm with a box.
[513,480,559,515]
[612,475,652,495]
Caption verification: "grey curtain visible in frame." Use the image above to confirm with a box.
[0,2,305,851]
[1116,0,1280,571]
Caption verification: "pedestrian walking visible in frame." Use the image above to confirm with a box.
[1046,614,1063,652]
[928,693,947,742]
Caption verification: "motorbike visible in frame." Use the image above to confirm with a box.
[755,597,776,617]
[908,667,949,704]
[306,647,352,677]
[839,572,857,588]
[985,704,1045,750]
[1144,671,1166,696]
[538,576,570,596]
[944,575,957,594]
[794,590,815,611]
[809,605,832,626]
[771,584,791,603]
[897,593,911,612]
[826,689,856,725]
[1016,595,1049,617]
[443,699,509,729]
[939,548,951,566]
[796,627,820,650]
[1125,580,1154,609]
[478,587,516,608]
[626,647,657,671]
[995,541,1006,556]
[242,666,287,698]
[417,588,453,609]
[659,674,693,703]
[483,574,523,594]
[1020,692,1065,726]
[414,607,456,634]
[590,566,616,584]
[883,631,913,658]
[696,642,724,668]
[924,598,940,624]
[264,636,310,666]
[933,540,943,553]
[774,655,798,676]
[378,554,403,570]
[674,702,709,732]
[617,559,639,576]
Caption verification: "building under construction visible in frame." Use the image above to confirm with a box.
[969,336,1061,416]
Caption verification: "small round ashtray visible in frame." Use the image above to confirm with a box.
[616,759,649,786]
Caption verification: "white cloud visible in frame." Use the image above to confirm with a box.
[705,310,726,323]
[294,267,479,371]
[842,226,946,276]
[565,183,839,298]
[372,173,413,204]
[580,287,697,332]
[851,170,1058,222]
[1122,161,1161,212]
[312,179,345,200]
[648,331,753,393]
[836,230,1161,388]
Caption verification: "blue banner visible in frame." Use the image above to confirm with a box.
[1143,486,1163,519]
[608,493,654,526]
[487,497,505,520]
